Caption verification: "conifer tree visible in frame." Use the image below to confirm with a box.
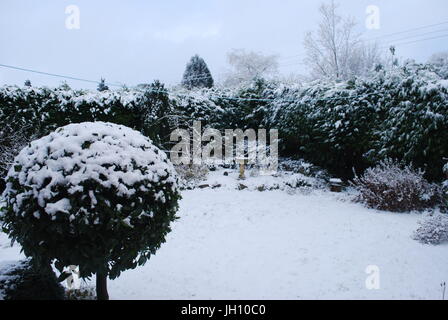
[181,55,214,89]
[97,78,109,92]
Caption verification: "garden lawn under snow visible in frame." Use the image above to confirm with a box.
[1,169,447,300]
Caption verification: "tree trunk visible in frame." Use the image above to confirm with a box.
[96,272,109,300]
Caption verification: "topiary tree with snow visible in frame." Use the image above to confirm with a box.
[0,122,181,300]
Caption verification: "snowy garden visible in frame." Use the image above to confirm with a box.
[1,0,448,301]
[0,60,448,299]
[1,162,448,300]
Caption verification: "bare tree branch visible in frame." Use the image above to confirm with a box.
[223,49,279,87]
[303,0,382,81]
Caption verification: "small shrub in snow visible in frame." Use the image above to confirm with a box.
[0,259,64,300]
[249,173,315,192]
[412,214,448,245]
[279,158,314,175]
[66,286,96,300]
[175,164,209,189]
[353,159,442,212]
[283,175,313,189]
[279,158,330,181]
[0,122,181,300]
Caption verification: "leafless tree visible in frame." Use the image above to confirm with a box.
[223,49,279,87]
[428,51,448,79]
[429,51,448,64]
[303,1,381,81]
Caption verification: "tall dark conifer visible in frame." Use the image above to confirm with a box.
[181,55,214,89]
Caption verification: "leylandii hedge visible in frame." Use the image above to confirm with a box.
[269,62,448,180]
[1,61,447,181]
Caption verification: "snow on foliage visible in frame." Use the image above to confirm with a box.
[353,159,443,212]
[4,122,178,217]
[181,55,214,89]
[1,60,448,183]
[269,61,448,180]
[175,165,210,190]
[1,122,181,280]
[0,261,20,299]
[278,158,329,180]
[0,259,65,300]
[413,214,448,245]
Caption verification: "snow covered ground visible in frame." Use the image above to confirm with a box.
[1,169,447,300]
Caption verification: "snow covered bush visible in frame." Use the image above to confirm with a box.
[0,259,65,300]
[279,158,330,180]
[175,165,209,189]
[412,214,448,245]
[66,286,96,300]
[0,122,180,300]
[353,160,443,212]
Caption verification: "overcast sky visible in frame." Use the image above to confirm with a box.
[0,0,447,89]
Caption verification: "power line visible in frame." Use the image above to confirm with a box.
[0,63,386,103]
[369,28,448,49]
[4,23,444,87]
[278,20,448,66]
[2,24,445,103]
[373,28,448,44]
[379,33,448,49]
[0,63,122,87]
[363,20,448,42]
[175,21,448,74]
[277,32,448,69]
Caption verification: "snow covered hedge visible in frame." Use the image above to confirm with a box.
[1,61,447,182]
[0,122,181,298]
[0,81,179,150]
[271,61,448,181]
